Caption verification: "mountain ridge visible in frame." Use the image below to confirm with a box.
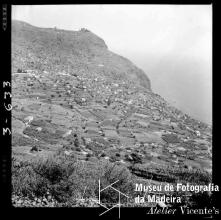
[12,19,212,207]
[12,20,151,91]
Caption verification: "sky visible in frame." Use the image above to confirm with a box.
[12,4,212,124]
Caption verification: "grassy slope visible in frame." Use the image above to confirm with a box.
[12,20,151,90]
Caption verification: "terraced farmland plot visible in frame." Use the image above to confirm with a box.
[11,20,212,208]
[103,129,119,138]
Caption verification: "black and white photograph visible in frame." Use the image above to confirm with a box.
[1,2,218,218]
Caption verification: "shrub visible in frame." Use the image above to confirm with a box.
[30,155,76,202]
[97,161,133,204]
[190,191,213,208]
[32,155,75,184]
[12,153,133,206]
[12,161,48,197]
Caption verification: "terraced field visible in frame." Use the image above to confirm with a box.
[12,20,212,207]
[12,67,212,174]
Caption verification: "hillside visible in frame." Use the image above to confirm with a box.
[11,20,212,207]
[12,20,151,90]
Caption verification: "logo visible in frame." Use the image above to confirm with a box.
[92,179,129,218]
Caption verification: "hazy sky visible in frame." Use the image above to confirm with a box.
[12,4,212,124]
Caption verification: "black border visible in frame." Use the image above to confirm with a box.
[1,1,219,219]
[1,2,12,209]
